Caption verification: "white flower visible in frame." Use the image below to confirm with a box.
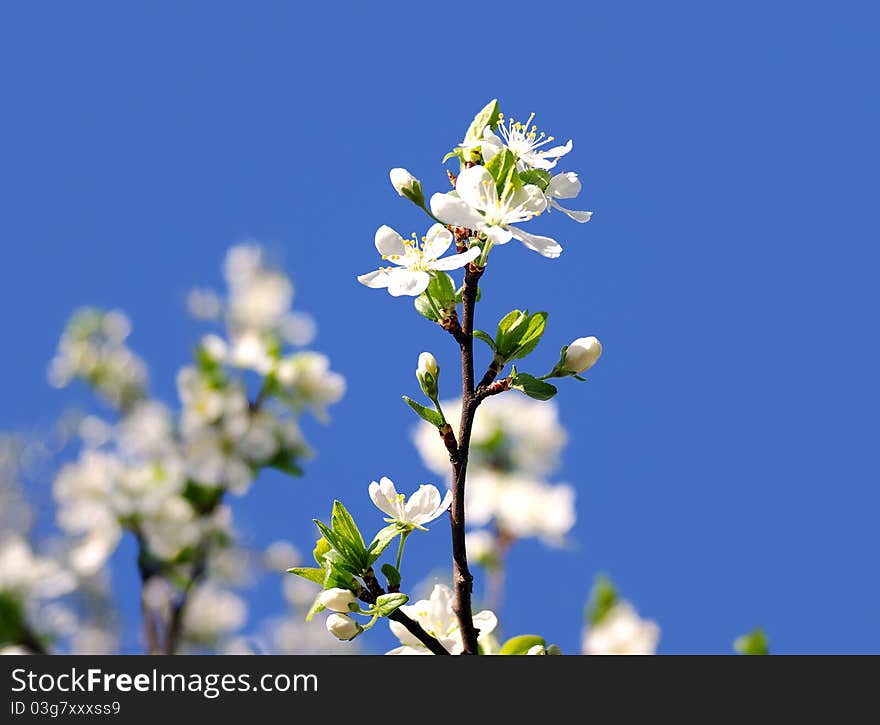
[564,336,603,374]
[183,427,255,495]
[527,644,546,655]
[326,613,361,641]
[177,367,226,432]
[481,112,573,171]
[545,172,592,223]
[357,224,481,297]
[430,166,562,259]
[582,602,660,655]
[368,477,452,530]
[386,584,497,655]
[318,588,358,613]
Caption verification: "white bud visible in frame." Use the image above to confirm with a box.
[325,613,361,641]
[563,336,603,374]
[417,352,439,377]
[319,587,357,613]
[527,644,547,655]
[389,168,419,196]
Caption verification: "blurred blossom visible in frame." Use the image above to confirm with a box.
[186,288,222,321]
[275,352,346,421]
[182,584,247,642]
[278,312,316,347]
[466,471,575,545]
[47,308,147,410]
[582,602,660,655]
[263,541,300,573]
[70,626,118,655]
[0,646,31,656]
[0,536,76,600]
[413,396,566,478]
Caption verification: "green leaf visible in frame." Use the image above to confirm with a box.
[519,169,552,191]
[430,271,457,306]
[265,449,304,477]
[510,372,557,401]
[314,519,362,571]
[312,536,331,566]
[374,593,409,617]
[586,574,619,626]
[305,594,325,622]
[402,396,445,427]
[473,330,497,352]
[287,567,325,585]
[455,283,481,304]
[381,563,401,589]
[331,500,367,562]
[464,99,501,144]
[485,147,517,192]
[500,634,546,655]
[510,311,547,360]
[734,628,769,655]
[495,309,529,357]
[368,523,404,564]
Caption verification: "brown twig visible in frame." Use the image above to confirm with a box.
[446,261,485,654]
[164,544,209,655]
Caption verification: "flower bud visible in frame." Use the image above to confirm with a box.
[326,613,362,641]
[416,352,440,399]
[563,336,602,374]
[319,587,357,613]
[389,168,424,206]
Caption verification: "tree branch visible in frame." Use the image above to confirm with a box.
[448,261,484,655]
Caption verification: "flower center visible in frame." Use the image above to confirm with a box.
[381,232,432,271]
[498,112,556,158]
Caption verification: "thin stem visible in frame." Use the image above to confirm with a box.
[395,531,410,572]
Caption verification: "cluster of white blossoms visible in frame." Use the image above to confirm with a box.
[22,244,346,654]
[413,395,576,547]
[47,309,147,410]
[359,101,591,297]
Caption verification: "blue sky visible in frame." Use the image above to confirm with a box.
[1,2,877,654]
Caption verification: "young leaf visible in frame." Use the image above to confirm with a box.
[510,372,557,401]
[429,271,457,307]
[374,593,409,617]
[312,536,331,566]
[500,634,547,655]
[495,309,529,357]
[734,628,769,655]
[473,329,497,352]
[402,396,445,427]
[287,567,325,585]
[368,523,404,564]
[305,594,325,622]
[381,563,401,589]
[414,294,441,322]
[510,311,548,360]
[331,500,367,564]
[464,99,501,144]
[485,148,518,194]
[519,169,552,191]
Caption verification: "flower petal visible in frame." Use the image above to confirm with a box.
[546,171,581,200]
[385,645,432,655]
[430,246,481,271]
[510,227,563,258]
[455,165,496,213]
[388,619,426,649]
[430,192,485,228]
[374,225,406,258]
[544,140,573,158]
[483,225,513,245]
[357,269,393,289]
[421,224,453,261]
[551,199,593,223]
[387,269,431,297]
[404,484,440,524]
[511,184,548,217]
[479,130,504,165]
[369,478,399,519]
